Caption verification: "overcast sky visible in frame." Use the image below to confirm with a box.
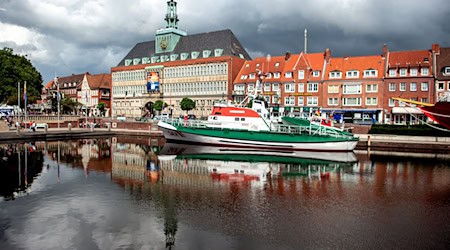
[1,0,449,85]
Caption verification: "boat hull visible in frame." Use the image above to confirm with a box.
[420,102,450,130]
[158,121,358,152]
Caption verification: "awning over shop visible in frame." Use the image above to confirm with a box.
[391,107,422,114]
[321,108,380,113]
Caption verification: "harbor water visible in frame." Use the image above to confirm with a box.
[0,137,449,250]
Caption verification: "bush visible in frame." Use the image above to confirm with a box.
[369,124,450,137]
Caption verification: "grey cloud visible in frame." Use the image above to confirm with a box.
[0,0,449,83]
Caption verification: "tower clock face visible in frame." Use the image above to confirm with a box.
[160,40,167,49]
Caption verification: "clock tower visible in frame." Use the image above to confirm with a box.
[155,0,187,54]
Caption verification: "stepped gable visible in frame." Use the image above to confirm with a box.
[117,29,251,66]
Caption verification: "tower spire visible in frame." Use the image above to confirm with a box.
[165,0,179,29]
[304,29,307,54]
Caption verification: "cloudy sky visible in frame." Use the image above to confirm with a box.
[1,0,449,85]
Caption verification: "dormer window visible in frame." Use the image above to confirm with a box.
[274,72,281,78]
[245,64,250,69]
[421,67,429,76]
[410,68,418,76]
[275,62,280,68]
[312,70,320,77]
[256,63,260,68]
[202,50,211,58]
[240,75,248,80]
[389,69,396,77]
[125,59,132,66]
[363,70,377,77]
[142,57,150,64]
[180,53,189,60]
[285,72,293,78]
[133,58,141,65]
[151,56,159,63]
[214,49,223,57]
[346,70,359,78]
[329,71,342,78]
[298,70,304,79]
[399,68,407,76]
[266,73,272,79]
[249,73,255,79]
[191,51,199,59]
[444,67,450,75]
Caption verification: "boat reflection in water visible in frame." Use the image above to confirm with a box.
[157,142,358,185]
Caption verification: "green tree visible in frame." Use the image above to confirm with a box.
[97,102,106,116]
[61,98,81,114]
[154,100,168,113]
[0,47,43,105]
[180,97,195,114]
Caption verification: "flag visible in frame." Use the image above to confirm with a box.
[23,81,27,102]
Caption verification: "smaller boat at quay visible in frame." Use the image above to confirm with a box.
[158,75,358,152]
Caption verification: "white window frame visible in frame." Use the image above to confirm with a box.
[389,69,396,77]
[263,83,271,92]
[421,67,429,76]
[298,97,304,106]
[410,68,418,76]
[389,98,395,107]
[312,71,320,77]
[444,67,450,75]
[234,84,244,91]
[365,97,378,106]
[421,82,429,91]
[306,96,318,106]
[328,85,339,94]
[363,70,378,77]
[328,97,339,106]
[399,68,407,76]
[272,83,280,92]
[410,82,417,91]
[342,97,361,106]
[284,83,295,93]
[298,70,305,79]
[298,83,304,92]
[307,83,318,92]
[365,84,378,93]
[343,84,362,94]
[389,83,396,91]
[249,73,255,79]
[266,73,272,79]
[346,71,359,78]
[399,82,406,91]
[285,72,293,78]
[274,72,281,78]
[329,71,342,79]
[284,96,295,106]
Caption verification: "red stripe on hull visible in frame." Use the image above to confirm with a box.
[420,102,450,130]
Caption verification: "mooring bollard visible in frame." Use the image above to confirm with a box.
[68,123,72,132]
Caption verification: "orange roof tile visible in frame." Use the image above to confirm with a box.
[388,50,431,68]
[86,74,111,89]
[325,55,385,80]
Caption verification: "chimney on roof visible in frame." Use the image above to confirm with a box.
[285,51,291,61]
[382,44,388,58]
[431,43,440,53]
[324,48,331,63]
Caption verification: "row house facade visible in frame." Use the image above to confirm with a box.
[78,73,112,116]
[384,48,434,124]
[233,51,327,117]
[233,44,445,125]
[434,45,450,102]
[111,0,249,118]
[43,72,111,116]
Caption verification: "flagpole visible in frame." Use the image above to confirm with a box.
[17,81,20,121]
[24,81,27,129]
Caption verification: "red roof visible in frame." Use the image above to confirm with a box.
[86,73,111,89]
[325,55,385,80]
[388,50,431,68]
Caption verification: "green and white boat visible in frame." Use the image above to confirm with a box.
[158,99,358,152]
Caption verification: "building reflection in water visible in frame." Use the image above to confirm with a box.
[1,138,449,248]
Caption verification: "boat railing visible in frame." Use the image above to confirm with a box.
[163,118,355,139]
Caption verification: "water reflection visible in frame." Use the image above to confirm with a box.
[0,138,449,249]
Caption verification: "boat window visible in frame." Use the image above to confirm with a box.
[214,112,221,115]
[235,118,240,121]
[212,116,218,120]
[240,170,244,173]
[240,118,245,121]
[234,170,239,173]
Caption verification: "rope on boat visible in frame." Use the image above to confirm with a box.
[398,101,450,132]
